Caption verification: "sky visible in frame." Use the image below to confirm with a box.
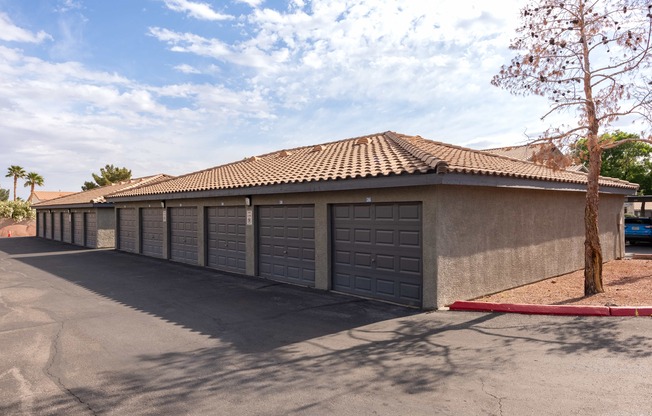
[0,0,588,199]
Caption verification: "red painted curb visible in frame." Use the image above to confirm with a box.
[609,307,652,317]
[449,301,610,316]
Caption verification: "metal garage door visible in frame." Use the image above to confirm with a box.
[169,207,198,265]
[63,212,72,243]
[331,203,422,306]
[73,212,84,246]
[39,212,46,237]
[85,212,97,248]
[258,205,315,286]
[141,208,164,258]
[53,212,62,241]
[118,208,137,253]
[207,206,246,273]
[48,213,53,238]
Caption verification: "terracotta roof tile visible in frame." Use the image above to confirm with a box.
[33,174,172,208]
[108,132,637,198]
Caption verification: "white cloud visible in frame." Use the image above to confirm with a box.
[235,0,265,7]
[174,63,201,74]
[162,0,233,21]
[0,12,52,43]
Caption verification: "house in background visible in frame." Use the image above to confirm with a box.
[105,131,636,309]
[28,190,75,204]
[33,175,171,248]
[484,143,589,173]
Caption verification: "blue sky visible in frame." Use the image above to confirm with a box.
[1,0,580,198]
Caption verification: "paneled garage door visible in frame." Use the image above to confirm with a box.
[118,208,137,253]
[331,203,422,306]
[53,212,62,241]
[85,212,97,248]
[39,212,47,238]
[207,206,246,273]
[63,212,72,243]
[141,208,164,258]
[73,212,84,246]
[258,205,315,286]
[169,207,198,265]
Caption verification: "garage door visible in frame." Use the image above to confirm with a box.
[85,212,97,248]
[141,208,164,258]
[258,205,315,286]
[39,212,46,237]
[45,213,52,239]
[72,212,84,246]
[53,212,62,241]
[169,207,198,265]
[207,206,246,273]
[117,208,137,253]
[331,203,422,306]
[63,212,72,243]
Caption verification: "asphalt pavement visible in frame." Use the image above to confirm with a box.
[1,237,652,416]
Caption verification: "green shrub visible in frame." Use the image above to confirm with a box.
[0,201,36,221]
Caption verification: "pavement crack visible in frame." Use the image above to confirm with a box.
[44,322,98,416]
[481,380,505,416]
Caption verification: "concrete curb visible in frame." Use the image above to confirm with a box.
[449,301,652,317]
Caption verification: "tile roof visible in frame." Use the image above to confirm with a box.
[28,190,75,203]
[32,175,172,208]
[108,132,637,198]
[484,143,588,173]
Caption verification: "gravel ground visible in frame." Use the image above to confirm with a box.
[475,259,652,306]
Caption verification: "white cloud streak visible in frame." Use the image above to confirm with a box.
[0,12,52,43]
[162,0,233,21]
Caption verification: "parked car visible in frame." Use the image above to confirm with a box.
[625,217,652,244]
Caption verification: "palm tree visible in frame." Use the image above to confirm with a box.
[24,172,45,202]
[5,165,26,201]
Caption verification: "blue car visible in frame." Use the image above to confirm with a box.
[625,217,652,244]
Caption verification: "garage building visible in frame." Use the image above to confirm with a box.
[106,132,636,309]
[33,175,170,249]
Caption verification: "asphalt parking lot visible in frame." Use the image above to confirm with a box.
[2,237,652,415]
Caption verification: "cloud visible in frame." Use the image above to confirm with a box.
[174,63,201,74]
[0,13,52,43]
[162,0,233,21]
[235,0,265,7]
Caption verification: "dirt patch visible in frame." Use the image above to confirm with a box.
[475,259,652,306]
[0,218,36,237]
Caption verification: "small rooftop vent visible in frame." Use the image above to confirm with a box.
[312,144,326,152]
[355,137,372,145]
[247,156,260,162]
[278,150,292,157]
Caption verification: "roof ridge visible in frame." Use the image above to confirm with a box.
[384,131,448,173]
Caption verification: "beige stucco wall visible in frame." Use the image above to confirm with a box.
[434,185,625,307]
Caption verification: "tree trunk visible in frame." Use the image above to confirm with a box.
[584,142,604,296]
[13,176,17,201]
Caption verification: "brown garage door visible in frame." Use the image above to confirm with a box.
[63,212,72,243]
[117,208,137,253]
[141,208,164,258]
[73,212,84,246]
[258,205,315,286]
[169,207,198,265]
[207,206,246,273]
[85,212,97,248]
[331,203,422,306]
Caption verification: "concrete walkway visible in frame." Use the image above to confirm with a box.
[2,237,652,415]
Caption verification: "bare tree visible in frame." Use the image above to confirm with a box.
[493,0,652,296]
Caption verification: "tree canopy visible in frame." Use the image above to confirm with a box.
[24,172,45,199]
[0,188,9,202]
[493,0,652,296]
[577,131,652,194]
[5,165,26,201]
[82,165,132,191]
